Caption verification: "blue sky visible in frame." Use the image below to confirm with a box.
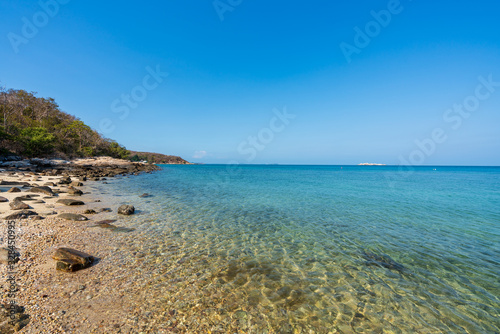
[1,0,499,165]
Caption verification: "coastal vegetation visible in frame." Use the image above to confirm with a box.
[0,85,188,164]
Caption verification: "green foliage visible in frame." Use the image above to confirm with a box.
[129,154,140,162]
[107,141,130,159]
[0,87,132,159]
[19,127,55,157]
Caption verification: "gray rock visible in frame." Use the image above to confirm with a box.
[0,196,8,203]
[118,204,135,215]
[57,213,88,221]
[56,199,84,206]
[99,208,112,212]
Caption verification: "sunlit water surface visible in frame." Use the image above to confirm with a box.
[90,165,500,333]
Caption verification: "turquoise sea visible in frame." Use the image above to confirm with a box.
[94,165,500,333]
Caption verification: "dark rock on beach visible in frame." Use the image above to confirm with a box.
[5,210,38,220]
[67,186,83,196]
[52,247,94,272]
[29,186,55,196]
[0,180,30,186]
[9,199,31,210]
[7,187,21,193]
[13,195,39,201]
[57,213,88,221]
[118,204,135,215]
[0,196,8,202]
[56,199,84,206]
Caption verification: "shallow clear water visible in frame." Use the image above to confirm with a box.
[93,165,500,333]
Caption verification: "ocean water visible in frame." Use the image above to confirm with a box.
[93,165,500,333]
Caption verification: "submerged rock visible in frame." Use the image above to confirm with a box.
[92,220,135,232]
[57,213,88,221]
[52,247,94,272]
[118,204,135,215]
[362,251,405,272]
[56,199,84,206]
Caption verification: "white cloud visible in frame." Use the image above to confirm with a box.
[193,150,207,159]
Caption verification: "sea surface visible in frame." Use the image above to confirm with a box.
[92,165,500,333]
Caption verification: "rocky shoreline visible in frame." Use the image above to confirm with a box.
[0,157,162,333]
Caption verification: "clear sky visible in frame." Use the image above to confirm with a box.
[1,0,499,165]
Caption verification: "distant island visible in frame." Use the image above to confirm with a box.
[0,86,189,164]
[358,163,387,166]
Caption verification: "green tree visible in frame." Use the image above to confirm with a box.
[19,127,55,157]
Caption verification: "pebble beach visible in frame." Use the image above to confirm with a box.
[0,158,178,333]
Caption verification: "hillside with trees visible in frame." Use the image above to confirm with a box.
[128,151,190,164]
[0,85,188,164]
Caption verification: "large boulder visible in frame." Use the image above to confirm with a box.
[29,186,55,196]
[57,213,88,221]
[118,204,135,215]
[52,247,94,272]
[56,199,84,206]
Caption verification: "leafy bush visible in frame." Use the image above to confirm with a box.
[19,127,55,157]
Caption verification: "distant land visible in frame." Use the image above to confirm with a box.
[358,163,387,166]
[128,151,190,164]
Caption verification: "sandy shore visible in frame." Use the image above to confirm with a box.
[0,164,167,333]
